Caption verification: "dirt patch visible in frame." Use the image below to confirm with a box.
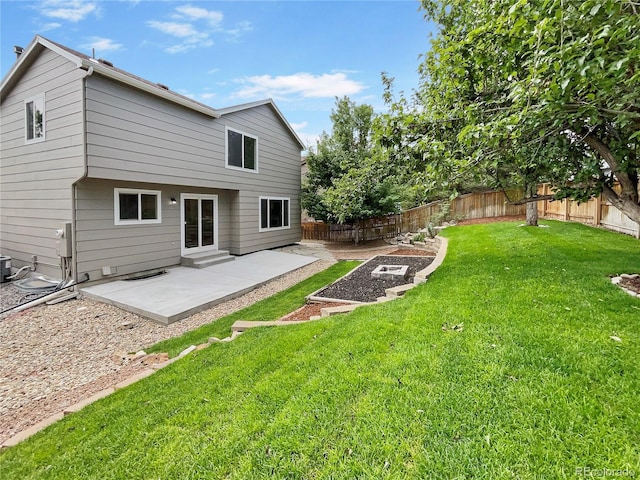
[620,276,640,295]
[314,255,434,303]
[280,302,352,322]
[457,215,525,225]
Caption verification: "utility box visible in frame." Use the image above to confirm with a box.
[0,256,11,283]
[55,222,72,258]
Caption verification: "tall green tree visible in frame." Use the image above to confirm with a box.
[302,97,401,242]
[377,0,640,225]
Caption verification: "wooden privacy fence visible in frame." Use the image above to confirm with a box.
[302,186,640,242]
[303,189,526,242]
[537,184,640,238]
[301,215,399,242]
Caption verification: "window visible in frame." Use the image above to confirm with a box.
[226,127,258,171]
[114,188,162,225]
[259,197,290,231]
[25,94,45,143]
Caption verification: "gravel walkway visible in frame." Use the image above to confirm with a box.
[0,248,334,444]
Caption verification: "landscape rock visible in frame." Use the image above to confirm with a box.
[179,345,197,357]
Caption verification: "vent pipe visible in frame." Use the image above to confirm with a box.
[13,46,23,59]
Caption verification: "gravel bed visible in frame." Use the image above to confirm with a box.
[0,258,333,443]
[0,283,56,316]
[620,276,640,294]
[315,255,434,303]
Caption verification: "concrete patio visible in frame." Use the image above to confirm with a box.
[82,250,318,324]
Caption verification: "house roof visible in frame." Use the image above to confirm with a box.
[1,36,306,148]
[1,35,220,118]
[218,99,306,150]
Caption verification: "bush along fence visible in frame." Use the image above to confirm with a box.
[537,184,640,238]
[302,186,640,242]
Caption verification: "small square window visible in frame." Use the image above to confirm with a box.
[114,189,162,225]
[259,196,290,231]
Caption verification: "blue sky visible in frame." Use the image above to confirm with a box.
[1,0,434,149]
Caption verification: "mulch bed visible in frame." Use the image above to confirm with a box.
[280,302,352,322]
[314,255,434,303]
[620,276,640,295]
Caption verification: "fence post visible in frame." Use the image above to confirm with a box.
[594,194,602,226]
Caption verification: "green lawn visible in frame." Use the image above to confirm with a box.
[2,221,639,479]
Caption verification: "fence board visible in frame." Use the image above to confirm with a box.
[538,183,639,237]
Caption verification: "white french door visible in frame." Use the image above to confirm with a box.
[181,194,218,255]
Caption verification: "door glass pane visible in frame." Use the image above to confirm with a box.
[119,193,138,220]
[201,199,214,247]
[184,199,198,249]
[228,130,242,167]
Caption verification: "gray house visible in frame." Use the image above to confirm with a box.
[0,35,304,284]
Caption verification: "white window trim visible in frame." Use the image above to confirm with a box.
[225,126,259,173]
[259,196,291,232]
[114,188,162,225]
[25,93,46,144]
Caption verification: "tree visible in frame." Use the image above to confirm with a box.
[377,0,640,226]
[302,97,401,243]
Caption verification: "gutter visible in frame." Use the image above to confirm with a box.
[70,66,93,285]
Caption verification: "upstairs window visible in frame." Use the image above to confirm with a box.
[259,197,290,231]
[114,188,162,225]
[25,94,45,143]
[226,127,258,171]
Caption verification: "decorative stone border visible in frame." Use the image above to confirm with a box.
[611,274,640,297]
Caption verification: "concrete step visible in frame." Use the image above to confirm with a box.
[181,250,235,268]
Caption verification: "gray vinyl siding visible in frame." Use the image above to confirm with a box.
[0,49,85,279]
[74,179,235,282]
[85,75,301,255]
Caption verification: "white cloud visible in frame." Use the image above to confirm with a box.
[147,20,212,53]
[224,21,253,40]
[147,4,250,53]
[290,121,308,131]
[234,72,366,100]
[40,0,98,22]
[40,22,62,31]
[81,37,123,53]
[200,93,216,100]
[147,21,200,38]
[174,4,223,27]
